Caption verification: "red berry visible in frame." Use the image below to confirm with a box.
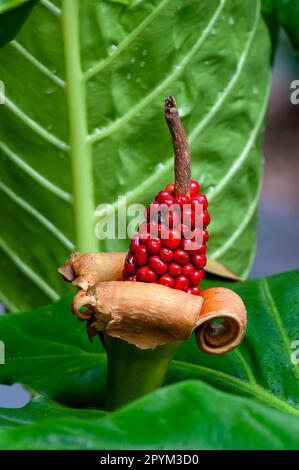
[130,235,140,253]
[159,274,175,288]
[191,194,208,209]
[174,248,190,265]
[189,269,205,286]
[125,254,135,276]
[133,245,148,267]
[190,180,200,196]
[183,263,195,278]
[175,275,189,291]
[165,183,175,195]
[158,223,167,238]
[149,255,168,275]
[146,221,159,238]
[196,244,207,255]
[139,223,150,242]
[146,202,162,223]
[146,238,162,255]
[192,228,209,245]
[164,197,176,207]
[202,209,210,227]
[136,266,157,283]
[181,223,191,239]
[168,262,183,277]
[181,206,194,229]
[163,229,181,249]
[181,238,201,252]
[156,190,173,203]
[161,210,180,229]
[128,275,137,281]
[188,286,201,296]
[159,247,173,263]
[192,253,207,269]
[202,229,209,244]
[176,194,190,207]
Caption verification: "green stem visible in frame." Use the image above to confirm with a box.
[61,0,98,252]
[103,333,182,411]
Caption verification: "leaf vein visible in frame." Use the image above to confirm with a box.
[0,239,60,301]
[83,0,172,81]
[10,40,65,89]
[0,141,72,203]
[88,0,227,144]
[4,97,69,152]
[0,181,74,251]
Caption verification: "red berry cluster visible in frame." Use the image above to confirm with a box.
[123,180,210,296]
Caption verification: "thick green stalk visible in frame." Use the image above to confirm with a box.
[103,334,182,411]
[61,0,98,252]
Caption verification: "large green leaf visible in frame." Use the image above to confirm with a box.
[262,0,299,51]
[0,395,106,429]
[1,380,299,450]
[0,0,38,47]
[0,0,272,311]
[0,270,298,448]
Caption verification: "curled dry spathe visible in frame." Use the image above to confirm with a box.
[59,252,246,353]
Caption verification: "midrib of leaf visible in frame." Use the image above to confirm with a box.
[61,0,98,252]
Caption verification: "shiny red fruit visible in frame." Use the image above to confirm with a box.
[133,245,148,267]
[192,253,207,269]
[161,210,180,229]
[163,229,181,249]
[136,266,157,283]
[156,190,173,203]
[165,183,175,195]
[202,209,211,227]
[149,255,168,275]
[146,238,162,255]
[128,275,137,281]
[183,263,195,278]
[164,197,176,207]
[174,248,190,265]
[130,235,140,253]
[189,269,205,286]
[159,274,175,288]
[176,194,190,207]
[191,194,208,209]
[146,202,161,222]
[190,180,200,196]
[181,238,201,252]
[181,206,194,229]
[181,223,191,239]
[168,262,183,277]
[125,254,135,276]
[174,275,189,291]
[192,228,209,245]
[188,286,201,296]
[159,247,174,263]
[196,244,207,255]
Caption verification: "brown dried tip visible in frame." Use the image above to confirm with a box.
[164,96,191,196]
